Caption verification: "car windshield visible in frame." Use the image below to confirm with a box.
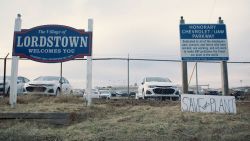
[34,76,60,81]
[0,76,11,81]
[146,77,171,82]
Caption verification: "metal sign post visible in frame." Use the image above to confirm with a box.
[10,14,22,107]
[86,19,93,106]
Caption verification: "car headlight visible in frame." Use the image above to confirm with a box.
[148,85,156,88]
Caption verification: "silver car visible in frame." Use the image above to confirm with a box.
[99,90,111,99]
[83,89,100,99]
[23,76,73,96]
[0,76,30,96]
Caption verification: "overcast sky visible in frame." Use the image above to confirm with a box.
[0,0,250,89]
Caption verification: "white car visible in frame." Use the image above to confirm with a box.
[23,76,73,96]
[83,89,100,99]
[72,89,85,96]
[137,77,180,100]
[99,90,111,99]
[0,76,30,96]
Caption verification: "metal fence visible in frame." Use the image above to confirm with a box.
[1,57,250,91]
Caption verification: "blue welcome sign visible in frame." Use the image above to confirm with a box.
[13,25,92,63]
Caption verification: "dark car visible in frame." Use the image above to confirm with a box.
[231,90,245,100]
[188,90,195,94]
[129,92,136,97]
[110,91,117,97]
[205,90,220,95]
[116,91,129,97]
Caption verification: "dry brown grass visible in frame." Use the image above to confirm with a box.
[0,95,250,141]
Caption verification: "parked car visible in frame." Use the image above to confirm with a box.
[83,89,100,99]
[110,91,117,97]
[137,77,180,100]
[205,90,220,95]
[23,76,72,96]
[0,76,30,96]
[129,92,136,97]
[231,90,246,100]
[116,90,129,97]
[188,90,195,94]
[72,89,85,96]
[99,89,111,99]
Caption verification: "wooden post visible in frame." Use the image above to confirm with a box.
[218,17,229,96]
[180,16,188,94]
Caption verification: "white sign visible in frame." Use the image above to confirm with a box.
[181,94,236,114]
[179,24,229,61]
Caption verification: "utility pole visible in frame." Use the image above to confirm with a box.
[180,16,188,94]
[60,62,63,95]
[218,17,229,96]
[196,62,199,94]
[127,54,130,97]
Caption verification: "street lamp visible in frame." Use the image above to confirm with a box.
[240,80,243,87]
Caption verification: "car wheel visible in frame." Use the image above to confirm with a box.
[55,88,60,96]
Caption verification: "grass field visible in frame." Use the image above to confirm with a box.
[0,95,249,141]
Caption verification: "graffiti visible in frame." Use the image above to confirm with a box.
[181,94,236,114]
